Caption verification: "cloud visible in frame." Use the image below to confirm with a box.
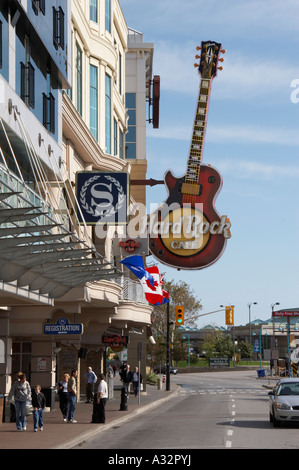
[153,43,298,101]
[216,158,299,180]
[148,123,299,147]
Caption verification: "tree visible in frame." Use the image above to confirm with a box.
[148,279,202,366]
[201,330,234,364]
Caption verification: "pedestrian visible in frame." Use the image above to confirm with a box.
[107,364,113,377]
[67,370,78,423]
[7,373,31,431]
[84,366,97,403]
[132,366,143,397]
[32,385,46,432]
[58,373,70,421]
[91,373,108,423]
[120,364,133,397]
[112,364,117,377]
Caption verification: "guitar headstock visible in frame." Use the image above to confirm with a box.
[194,41,225,79]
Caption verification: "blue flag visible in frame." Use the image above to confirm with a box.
[119,255,155,286]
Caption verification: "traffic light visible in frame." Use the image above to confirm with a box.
[175,306,184,325]
[225,306,234,326]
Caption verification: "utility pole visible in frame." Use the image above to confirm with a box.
[166,301,171,391]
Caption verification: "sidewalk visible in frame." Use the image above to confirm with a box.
[0,379,178,450]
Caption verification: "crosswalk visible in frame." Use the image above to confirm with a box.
[178,386,267,396]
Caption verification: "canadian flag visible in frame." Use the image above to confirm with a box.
[119,256,169,305]
[140,266,164,305]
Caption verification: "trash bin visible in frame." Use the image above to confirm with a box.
[257,369,265,378]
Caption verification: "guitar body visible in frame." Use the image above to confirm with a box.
[149,164,227,270]
[148,40,231,270]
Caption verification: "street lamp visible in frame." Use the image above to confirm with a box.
[271,302,280,353]
[253,329,269,371]
[248,302,258,358]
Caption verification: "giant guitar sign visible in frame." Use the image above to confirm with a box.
[149,41,231,270]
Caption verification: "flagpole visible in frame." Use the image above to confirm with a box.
[166,301,170,391]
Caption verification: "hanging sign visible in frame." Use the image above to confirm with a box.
[102,335,129,352]
[76,171,129,225]
[43,317,83,335]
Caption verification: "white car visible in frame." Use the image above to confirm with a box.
[268,378,299,427]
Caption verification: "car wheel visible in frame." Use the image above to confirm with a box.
[272,408,280,427]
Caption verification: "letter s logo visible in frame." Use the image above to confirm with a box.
[90,182,113,211]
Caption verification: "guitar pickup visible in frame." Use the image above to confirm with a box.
[181,182,203,196]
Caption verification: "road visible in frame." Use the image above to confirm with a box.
[74,370,299,450]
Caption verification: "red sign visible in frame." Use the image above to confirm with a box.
[102,335,128,352]
[272,310,299,317]
[119,239,141,253]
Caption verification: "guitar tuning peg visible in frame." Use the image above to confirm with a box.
[217,66,223,71]
[221,49,226,53]
[218,58,224,62]
[196,46,201,50]
[194,63,199,68]
[195,54,200,59]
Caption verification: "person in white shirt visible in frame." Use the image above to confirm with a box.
[91,373,108,423]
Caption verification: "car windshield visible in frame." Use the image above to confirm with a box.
[277,383,299,396]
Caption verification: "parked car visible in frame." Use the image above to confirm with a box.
[153,365,178,375]
[268,378,299,426]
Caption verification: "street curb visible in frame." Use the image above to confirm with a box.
[54,387,180,449]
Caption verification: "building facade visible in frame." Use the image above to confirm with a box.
[0,0,156,416]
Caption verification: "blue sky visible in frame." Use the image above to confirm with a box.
[120,0,299,328]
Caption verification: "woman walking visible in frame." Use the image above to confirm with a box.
[7,373,31,431]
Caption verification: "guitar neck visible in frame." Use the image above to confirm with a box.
[181,78,211,195]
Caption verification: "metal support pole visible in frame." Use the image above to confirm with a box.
[166,302,170,391]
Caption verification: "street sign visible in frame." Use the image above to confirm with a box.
[209,357,230,367]
[291,347,299,363]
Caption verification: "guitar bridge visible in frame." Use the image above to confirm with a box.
[181,182,202,196]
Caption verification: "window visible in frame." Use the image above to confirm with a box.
[119,129,124,159]
[20,37,35,108]
[53,6,65,50]
[12,341,32,381]
[32,0,45,15]
[105,74,111,154]
[90,0,98,22]
[105,0,111,33]
[118,52,122,95]
[114,119,118,156]
[76,43,82,116]
[43,72,55,134]
[125,93,137,159]
[0,21,2,69]
[90,65,98,140]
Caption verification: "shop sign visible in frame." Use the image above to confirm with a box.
[76,171,129,225]
[119,239,141,253]
[102,335,128,352]
[272,310,299,317]
[43,317,83,335]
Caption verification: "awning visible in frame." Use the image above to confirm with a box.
[0,186,120,300]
